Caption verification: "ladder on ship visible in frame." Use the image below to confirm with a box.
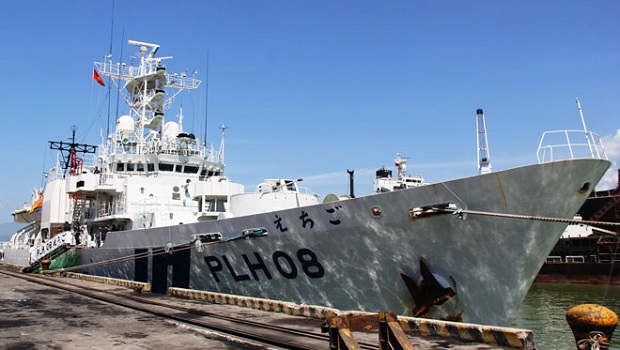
[72,198,85,222]
[21,244,71,274]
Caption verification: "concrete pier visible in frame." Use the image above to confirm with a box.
[0,271,270,349]
[0,267,534,349]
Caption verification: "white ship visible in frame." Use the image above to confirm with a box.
[373,153,426,193]
[0,40,612,327]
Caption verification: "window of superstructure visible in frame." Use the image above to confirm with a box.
[285,180,296,191]
[116,163,124,172]
[159,163,174,172]
[147,163,155,172]
[175,165,183,173]
[126,163,135,172]
[184,166,199,174]
[137,163,144,172]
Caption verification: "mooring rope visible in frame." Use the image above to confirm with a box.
[44,240,218,274]
[440,208,620,231]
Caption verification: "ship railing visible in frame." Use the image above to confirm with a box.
[82,153,95,167]
[546,255,589,263]
[46,166,64,182]
[94,61,200,90]
[158,148,203,156]
[565,255,585,263]
[90,198,125,218]
[108,197,126,216]
[1,241,31,250]
[297,186,318,196]
[537,130,607,163]
[598,252,620,263]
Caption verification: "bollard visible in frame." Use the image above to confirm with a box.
[566,304,618,350]
[40,259,51,271]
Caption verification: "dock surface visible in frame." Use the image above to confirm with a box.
[1,271,266,349]
[0,266,532,349]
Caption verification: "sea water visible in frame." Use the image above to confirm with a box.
[511,283,620,349]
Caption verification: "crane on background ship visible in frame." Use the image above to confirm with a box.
[476,108,492,175]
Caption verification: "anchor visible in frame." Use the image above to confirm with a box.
[401,258,457,318]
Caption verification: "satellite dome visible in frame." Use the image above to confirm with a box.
[116,115,134,135]
[163,121,180,140]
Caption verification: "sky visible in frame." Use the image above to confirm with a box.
[0,0,618,225]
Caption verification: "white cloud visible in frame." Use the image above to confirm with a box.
[599,129,620,190]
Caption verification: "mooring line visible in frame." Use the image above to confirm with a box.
[45,240,213,274]
[441,208,620,230]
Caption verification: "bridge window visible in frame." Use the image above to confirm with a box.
[184,166,199,174]
[159,163,174,172]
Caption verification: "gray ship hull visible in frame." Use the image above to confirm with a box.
[9,158,611,326]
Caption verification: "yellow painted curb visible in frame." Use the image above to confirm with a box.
[167,287,533,349]
[63,271,151,292]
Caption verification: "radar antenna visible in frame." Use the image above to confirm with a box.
[49,126,98,178]
[476,108,492,175]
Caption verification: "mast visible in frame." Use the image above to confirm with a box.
[575,98,595,158]
[217,124,227,163]
[476,108,492,175]
[178,104,184,133]
[394,152,409,179]
[93,40,201,155]
[106,0,115,138]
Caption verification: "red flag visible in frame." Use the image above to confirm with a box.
[93,69,105,87]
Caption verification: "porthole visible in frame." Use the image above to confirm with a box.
[371,206,383,219]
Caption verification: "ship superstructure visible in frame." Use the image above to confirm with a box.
[84,40,242,230]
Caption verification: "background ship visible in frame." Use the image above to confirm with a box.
[0,40,612,328]
[536,169,620,284]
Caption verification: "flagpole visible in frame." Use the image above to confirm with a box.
[106,0,116,138]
